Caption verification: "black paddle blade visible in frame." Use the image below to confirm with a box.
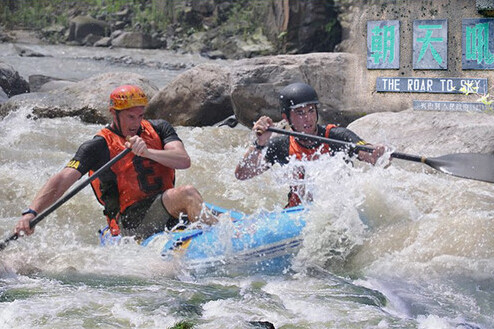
[425,153,494,183]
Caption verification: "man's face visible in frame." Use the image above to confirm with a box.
[111,106,145,137]
[288,104,318,134]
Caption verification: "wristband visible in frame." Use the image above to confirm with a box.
[21,208,38,217]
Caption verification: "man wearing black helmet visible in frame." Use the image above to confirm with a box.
[235,82,385,208]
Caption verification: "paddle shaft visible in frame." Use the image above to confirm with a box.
[267,126,494,184]
[0,148,132,251]
[267,127,427,164]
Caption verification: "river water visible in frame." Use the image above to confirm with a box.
[0,43,493,329]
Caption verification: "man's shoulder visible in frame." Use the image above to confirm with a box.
[146,119,181,143]
[147,119,172,129]
[78,134,108,153]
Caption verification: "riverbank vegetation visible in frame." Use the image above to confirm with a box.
[1,0,342,59]
[0,0,266,37]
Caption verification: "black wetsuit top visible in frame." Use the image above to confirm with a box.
[264,124,365,166]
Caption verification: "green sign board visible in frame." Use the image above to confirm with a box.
[367,20,400,69]
[368,18,494,70]
[413,19,448,70]
[463,18,494,69]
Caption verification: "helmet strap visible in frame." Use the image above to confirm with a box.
[282,112,294,130]
[113,111,124,137]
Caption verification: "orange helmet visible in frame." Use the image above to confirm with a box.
[109,85,148,111]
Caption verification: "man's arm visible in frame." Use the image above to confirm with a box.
[235,145,270,180]
[235,116,274,180]
[126,136,191,169]
[329,127,385,165]
[15,167,82,235]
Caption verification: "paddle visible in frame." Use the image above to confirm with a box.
[0,147,132,251]
[267,126,494,184]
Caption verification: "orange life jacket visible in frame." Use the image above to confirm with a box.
[286,124,336,208]
[90,120,175,228]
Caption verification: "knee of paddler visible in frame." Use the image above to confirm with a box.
[178,185,202,202]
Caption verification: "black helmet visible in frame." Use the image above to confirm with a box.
[279,82,319,116]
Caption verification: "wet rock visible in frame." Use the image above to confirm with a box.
[29,74,67,92]
[248,321,275,329]
[0,61,30,97]
[146,52,367,128]
[13,44,47,57]
[0,72,158,123]
[348,109,494,156]
[94,37,112,47]
[230,52,361,128]
[146,63,233,126]
[38,80,77,92]
[201,50,226,60]
[111,31,162,49]
[82,33,103,46]
[68,15,110,44]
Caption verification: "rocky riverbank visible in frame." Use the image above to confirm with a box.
[0,0,342,60]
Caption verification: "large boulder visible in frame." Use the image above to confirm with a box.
[111,31,162,49]
[145,52,370,128]
[38,80,77,92]
[146,64,232,126]
[0,72,158,123]
[68,16,109,43]
[29,74,71,92]
[230,52,362,127]
[0,62,30,97]
[348,109,494,156]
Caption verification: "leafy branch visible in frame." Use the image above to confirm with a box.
[459,82,493,112]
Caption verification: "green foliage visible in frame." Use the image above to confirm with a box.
[0,0,175,36]
[0,0,270,47]
[0,0,163,31]
[325,18,338,33]
[137,1,172,33]
[225,0,269,40]
[168,320,194,329]
[1,0,71,29]
[459,82,493,112]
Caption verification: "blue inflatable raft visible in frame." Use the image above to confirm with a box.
[100,203,306,275]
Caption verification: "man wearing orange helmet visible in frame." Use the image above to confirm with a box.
[15,84,214,240]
